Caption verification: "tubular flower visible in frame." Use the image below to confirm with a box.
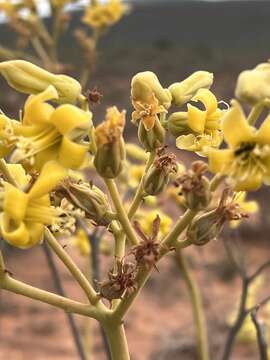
[173,89,225,155]
[208,100,270,191]
[82,0,128,29]
[0,161,66,248]
[230,192,259,228]
[94,106,126,178]
[11,85,92,170]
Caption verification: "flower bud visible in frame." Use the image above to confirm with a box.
[187,210,221,246]
[167,111,189,137]
[168,71,213,107]
[94,107,126,178]
[143,147,177,195]
[235,62,270,104]
[138,118,165,152]
[0,60,82,104]
[131,71,172,109]
[176,161,211,210]
[61,180,113,226]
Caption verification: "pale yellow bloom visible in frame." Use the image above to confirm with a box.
[208,100,270,191]
[82,0,128,29]
[0,161,66,248]
[11,86,92,170]
[135,210,172,238]
[176,89,224,155]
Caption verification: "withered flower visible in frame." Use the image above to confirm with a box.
[175,161,211,210]
[97,260,137,302]
[132,215,161,269]
[143,147,178,195]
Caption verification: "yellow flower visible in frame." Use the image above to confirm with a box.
[135,210,172,238]
[82,0,128,29]
[175,89,224,155]
[230,192,259,228]
[0,1,21,18]
[0,161,66,248]
[131,93,167,130]
[208,100,270,191]
[11,86,92,170]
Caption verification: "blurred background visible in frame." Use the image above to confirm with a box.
[0,1,270,360]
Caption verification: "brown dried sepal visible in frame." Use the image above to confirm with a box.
[131,215,162,269]
[176,160,208,195]
[155,146,178,175]
[97,259,137,302]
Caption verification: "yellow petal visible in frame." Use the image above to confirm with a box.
[234,172,263,191]
[3,183,28,221]
[58,137,88,168]
[208,148,234,174]
[176,133,197,151]
[23,86,58,126]
[143,115,156,130]
[29,161,66,199]
[192,89,218,114]
[222,100,254,147]
[6,164,29,188]
[0,214,30,248]
[187,104,206,133]
[256,114,270,144]
[26,222,44,247]
[49,104,91,136]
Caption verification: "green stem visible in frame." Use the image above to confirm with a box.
[128,150,156,220]
[105,179,138,245]
[45,229,99,305]
[175,250,209,360]
[103,323,130,360]
[0,273,100,318]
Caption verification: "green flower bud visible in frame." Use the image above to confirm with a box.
[167,112,189,137]
[131,71,172,109]
[143,147,177,195]
[187,210,221,246]
[94,107,126,178]
[0,60,82,104]
[168,71,213,107]
[94,138,126,178]
[138,118,166,152]
[61,180,113,226]
[235,62,270,104]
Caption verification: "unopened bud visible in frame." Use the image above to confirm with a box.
[138,118,165,152]
[94,107,126,178]
[167,111,189,137]
[0,60,82,104]
[169,71,213,107]
[143,147,177,195]
[187,210,221,246]
[131,71,172,109]
[61,180,112,226]
[235,62,270,104]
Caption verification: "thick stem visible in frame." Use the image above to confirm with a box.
[175,250,209,360]
[105,179,138,245]
[0,274,100,318]
[45,228,99,305]
[103,323,130,360]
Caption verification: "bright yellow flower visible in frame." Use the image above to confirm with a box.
[176,89,224,155]
[128,164,145,188]
[208,100,270,191]
[0,1,21,18]
[82,0,128,29]
[131,93,167,130]
[0,161,66,248]
[71,228,90,256]
[230,192,259,228]
[11,86,92,170]
[135,210,172,238]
